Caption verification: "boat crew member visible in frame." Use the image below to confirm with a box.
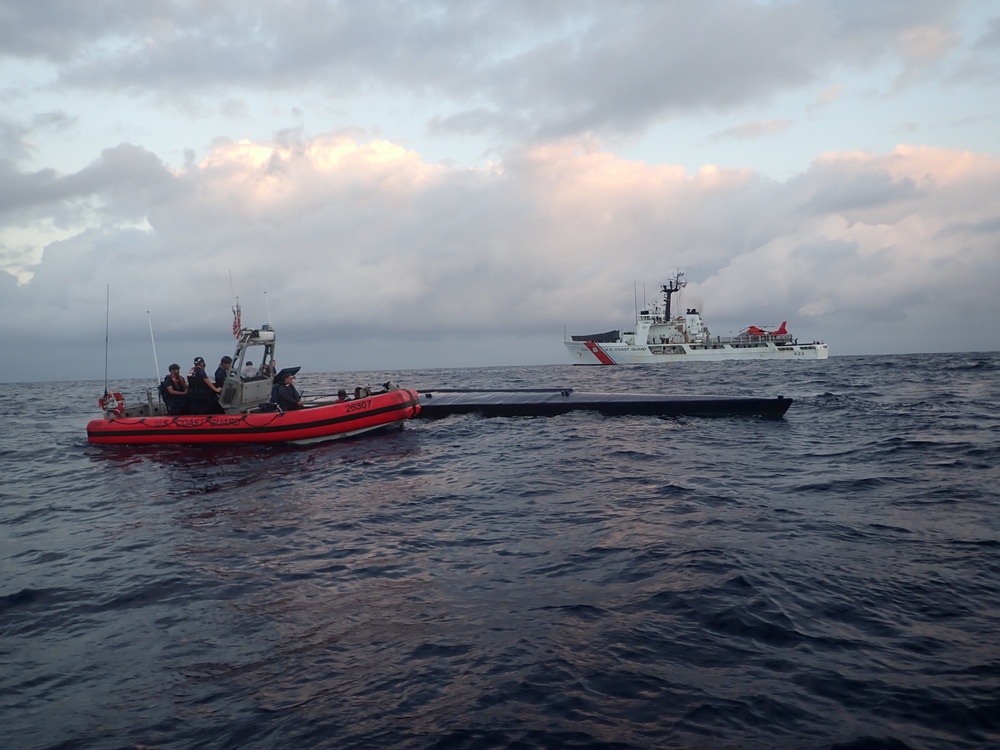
[273,371,304,411]
[337,389,349,402]
[241,360,257,378]
[188,356,223,414]
[161,364,189,415]
[214,356,234,388]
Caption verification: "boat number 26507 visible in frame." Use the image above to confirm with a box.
[345,399,371,414]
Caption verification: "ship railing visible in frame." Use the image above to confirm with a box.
[732,333,794,343]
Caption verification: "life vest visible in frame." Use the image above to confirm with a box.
[188,367,213,397]
[167,374,187,393]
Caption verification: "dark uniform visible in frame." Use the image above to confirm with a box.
[161,369,189,415]
[188,358,222,414]
[214,356,233,388]
[273,378,304,411]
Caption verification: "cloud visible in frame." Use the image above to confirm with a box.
[31,110,76,131]
[973,14,1000,52]
[3,134,999,381]
[1,1,970,140]
[427,108,527,139]
[0,143,179,229]
[0,117,30,163]
[0,1,165,61]
[0,111,77,167]
[947,13,1000,85]
[896,24,960,67]
[809,83,845,111]
[950,114,995,128]
[889,24,962,92]
[710,119,793,141]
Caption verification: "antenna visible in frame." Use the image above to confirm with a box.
[265,291,272,326]
[103,285,110,398]
[147,311,160,385]
[660,270,686,320]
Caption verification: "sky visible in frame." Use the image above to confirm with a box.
[2,0,1000,383]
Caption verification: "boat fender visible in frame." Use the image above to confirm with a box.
[99,392,126,418]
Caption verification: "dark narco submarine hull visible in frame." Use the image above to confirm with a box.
[416,389,792,419]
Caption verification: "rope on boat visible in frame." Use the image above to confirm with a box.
[138,412,287,428]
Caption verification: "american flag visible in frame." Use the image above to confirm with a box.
[232,302,241,339]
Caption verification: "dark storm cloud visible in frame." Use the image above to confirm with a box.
[64,144,184,221]
[0,143,180,224]
[2,0,967,138]
[0,161,64,219]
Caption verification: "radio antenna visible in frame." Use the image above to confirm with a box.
[147,311,160,384]
[103,285,110,398]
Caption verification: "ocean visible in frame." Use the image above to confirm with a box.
[2,353,998,750]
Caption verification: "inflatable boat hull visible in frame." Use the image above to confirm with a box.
[87,389,421,446]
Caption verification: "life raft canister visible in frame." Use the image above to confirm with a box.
[99,392,126,417]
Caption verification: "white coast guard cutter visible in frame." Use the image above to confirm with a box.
[565,272,829,365]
